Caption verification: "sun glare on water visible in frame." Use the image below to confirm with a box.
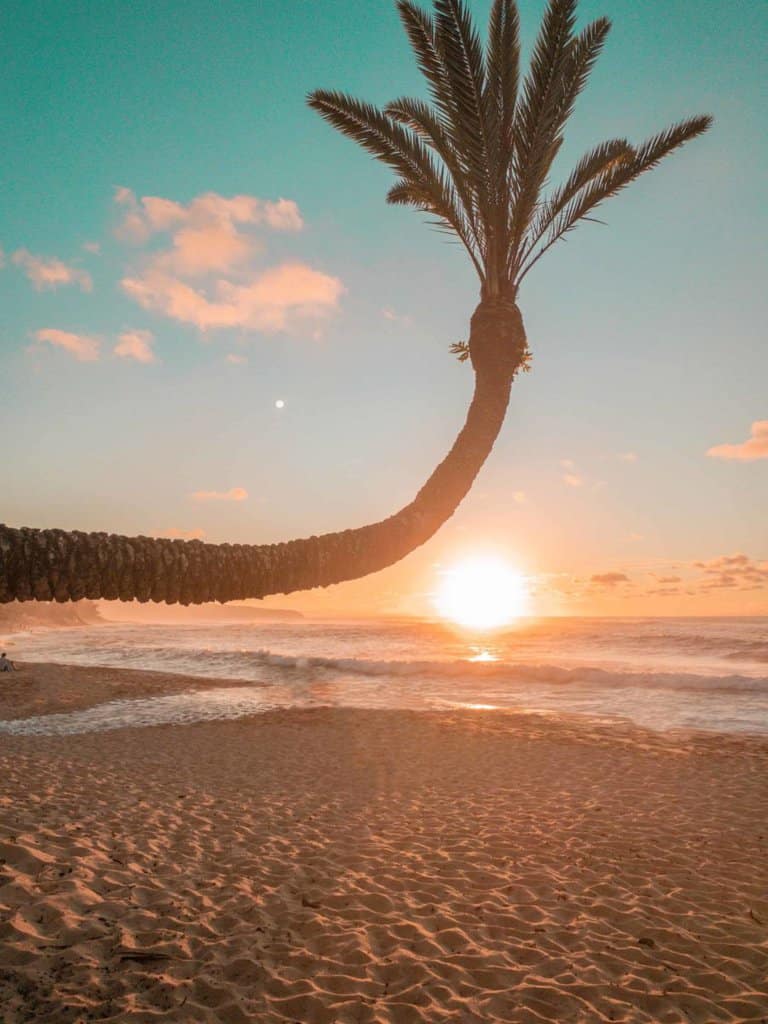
[435,556,528,629]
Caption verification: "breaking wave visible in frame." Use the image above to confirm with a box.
[246,648,768,692]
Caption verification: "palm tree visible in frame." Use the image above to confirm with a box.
[0,0,710,606]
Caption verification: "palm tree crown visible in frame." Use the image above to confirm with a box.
[308,0,711,307]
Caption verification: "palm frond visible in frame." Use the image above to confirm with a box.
[508,12,612,265]
[508,0,579,257]
[385,95,484,248]
[518,115,713,280]
[485,0,520,194]
[387,176,484,276]
[551,19,611,138]
[433,0,492,206]
[517,137,632,272]
[308,90,431,183]
[396,2,457,142]
[484,0,521,292]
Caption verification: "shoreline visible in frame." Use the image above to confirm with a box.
[0,661,268,723]
[2,660,768,749]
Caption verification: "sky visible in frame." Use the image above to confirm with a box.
[1,0,766,618]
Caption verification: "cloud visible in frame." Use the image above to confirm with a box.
[382,307,413,327]
[115,187,302,257]
[190,487,248,502]
[161,527,206,540]
[83,241,101,254]
[13,249,92,292]
[123,262,343,333]
[690,553,768,593]
[33,328,100,362]
[114,329,156,364]
[560,459,584,487]
[512,491,527,505]
[226,353,248,365]
[707,420,768,461]
[618,451,638,462]
[115,188,341,334]
[590,572,630,588]
[694,554,752,572]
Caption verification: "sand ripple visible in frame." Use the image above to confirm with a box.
[1,707,767,1022]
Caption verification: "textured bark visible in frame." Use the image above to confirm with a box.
[1,301,526,605]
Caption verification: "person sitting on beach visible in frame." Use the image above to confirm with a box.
[0,652,18,672]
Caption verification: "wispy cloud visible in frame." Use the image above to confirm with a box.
[560,459,584,487]
[32,328,100,362]
[83,241,101,254]
[382,307,413,327]
[190,487,248,502]
[563,473,584,488]
[114,329,156,364]
[707,421,768,462]
[691,553,768,591]
[226,353,248,365]
[590,572,630,588]
[13,249,92,292]
[115,188,342,334]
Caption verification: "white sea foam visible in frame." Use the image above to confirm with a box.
[3,617,767,736]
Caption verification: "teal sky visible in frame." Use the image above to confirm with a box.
[1,0,766,615]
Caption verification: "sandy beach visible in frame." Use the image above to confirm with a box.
[1,664,767,1023]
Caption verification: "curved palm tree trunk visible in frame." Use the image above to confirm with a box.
[0,301,526,605]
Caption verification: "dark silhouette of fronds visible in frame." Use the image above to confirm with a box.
[309,0,711,302]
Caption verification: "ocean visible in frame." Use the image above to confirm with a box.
[2,616,767,737]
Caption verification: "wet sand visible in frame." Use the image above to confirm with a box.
[1,664,767,1022]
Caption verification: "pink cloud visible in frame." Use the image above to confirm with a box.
[123,262,343,333]
[13,249,92,292]
[83,241,101,254]
[114,329,156,364]
[226,353,248,365]
[115,188,341,335]
[590,572,630,588]
[707,421,768,461]
[115,188,302,248]
[161,527,206,540]
[190,487,248,502]
[33,328,100,362]
[563,473,584,488]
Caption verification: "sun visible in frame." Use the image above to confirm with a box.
[434,556,528,629]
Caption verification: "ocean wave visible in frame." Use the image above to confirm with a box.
[228,648,768,694]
